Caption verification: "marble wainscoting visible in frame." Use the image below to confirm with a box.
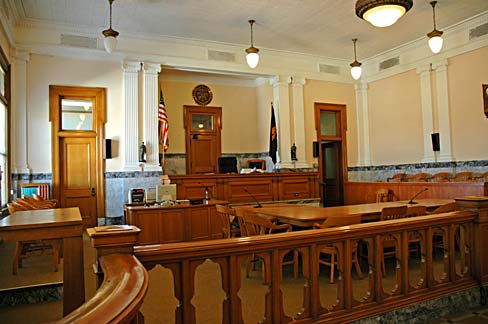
[348,160,488,182]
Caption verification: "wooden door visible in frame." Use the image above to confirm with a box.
[50,86,106,228]
[184,106,222,174]
[60,137,97,227]
[322,141,344,206]
[314,103,348,207]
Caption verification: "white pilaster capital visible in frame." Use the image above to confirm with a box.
[432,59,448,71]
[269,75,292,87]
[291,76,306,86]
[416,64,432,75]
[122,61,142,73]
[14,49,30,62]
[142,62,162,74]
[354,82,368,92]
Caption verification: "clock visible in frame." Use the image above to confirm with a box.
[192,84,213,106]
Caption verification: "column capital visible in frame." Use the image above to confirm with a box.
[354,82,368,91]
[432,59,448,71]
[269,75,292,87]
[291,76,306,86]
[122,61,141,73]
[416,64,432,75]
[14,49,30,62]
[142,62,162,74]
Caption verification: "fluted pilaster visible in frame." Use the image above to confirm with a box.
[122,61,141,171]
[142,62,162,171]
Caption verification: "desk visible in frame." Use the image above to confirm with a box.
[0,207,84,316]
[235,199,455,228]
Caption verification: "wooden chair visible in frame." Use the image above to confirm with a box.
[246,159,265,170]
[215,205,241,238]
[474,171,488,182]
[411,173,431,182]
[451,171,473,182]
[241,210,299,280]
[314,215,363,284]
[8,199,61,275]
[379,205,408,275]
[387,173,407,182]
[430,172,451,182]
[427,202,456,215]
[406,205,427,217]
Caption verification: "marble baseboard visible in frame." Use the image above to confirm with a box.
[0,283,62,307]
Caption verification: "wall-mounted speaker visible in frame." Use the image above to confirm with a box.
[431,133,440,152]
[313,141,319,158]
[105,139,113,159]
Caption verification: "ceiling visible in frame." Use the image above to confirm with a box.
[10,0,488,60]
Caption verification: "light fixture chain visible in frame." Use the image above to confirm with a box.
[353,38,358,61]
[109,0,114,29]
[431,1,437,30]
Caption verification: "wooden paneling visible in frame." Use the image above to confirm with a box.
[344,181,487,205]
[170,172,319,204]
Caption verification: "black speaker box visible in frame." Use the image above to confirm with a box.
[431,133,440,152]
[105,139,113,159]
[313,141,319,158]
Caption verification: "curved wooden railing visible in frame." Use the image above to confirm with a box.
[133,210,481,324]
[57,253,148,324]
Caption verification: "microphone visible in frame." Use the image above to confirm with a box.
[244,189,263,208]
[408,188,429,204]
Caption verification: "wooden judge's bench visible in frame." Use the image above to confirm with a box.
[169,171,319,203]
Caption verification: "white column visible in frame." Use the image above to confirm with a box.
[142,62,162,171]
[122,61,141,171]
[291,76,309,168]
[433,60,454,162]
[270,75,292,169]
[354,82,371,166]
[11,49,30,174]
[416,64,436,163]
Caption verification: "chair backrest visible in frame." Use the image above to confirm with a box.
[218,156,238,174]
[406,205,427,217]
[428,202,456,214]
[216,204,235,238]
[475,171,488,182]
[376,189,392,203]
[246,159,265,170]
[20,183,51,199]
[314,214,362,229]
[452,171,473,182]
[431,172,451,182]
[412,173,431,182]
[387,173,407,182]
[380,205,408,221]
[240,210,291,236]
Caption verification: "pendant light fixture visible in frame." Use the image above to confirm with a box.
[350,38,362,80]
[355,0,413,27]
[427,1,444,54]
[102,0,119,53]
[245,20,260,69]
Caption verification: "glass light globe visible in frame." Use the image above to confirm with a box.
[428,35,443,54]
[104,36,117,53]
[363,5,406,27]
[246,52,259,69]
[351,66,362,80]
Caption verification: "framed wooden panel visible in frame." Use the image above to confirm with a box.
[246,159,265,170]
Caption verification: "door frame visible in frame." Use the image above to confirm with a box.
[183,105,222,174]
[49,85,106,221]
[314,103,348,205]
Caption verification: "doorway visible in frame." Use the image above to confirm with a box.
[314,103,348,206]
[49,86,106,227]
[184,105,222,174]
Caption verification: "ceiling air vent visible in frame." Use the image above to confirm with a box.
[469,22,488,40]
[379,57,400,70]
[60,34,97,49]
[318,64,341,75]
[208,50,236,62]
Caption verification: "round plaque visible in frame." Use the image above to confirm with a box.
[192,84,213,105]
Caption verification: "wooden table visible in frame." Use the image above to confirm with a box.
[0,207,84,316]
[235,199,455,228]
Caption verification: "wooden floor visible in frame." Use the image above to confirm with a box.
[0,232,487,324]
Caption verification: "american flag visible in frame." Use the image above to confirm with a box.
[158,90,169,152]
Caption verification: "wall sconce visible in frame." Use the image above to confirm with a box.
[245,20,260,69]
[102,0,119,53]
[427,1,444,54]
[355,0,413,27]
[350,38,362,80]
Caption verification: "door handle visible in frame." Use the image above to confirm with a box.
[91,188,96,196]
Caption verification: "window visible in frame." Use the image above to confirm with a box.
[0,46,10,207]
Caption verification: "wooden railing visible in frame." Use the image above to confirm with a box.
[56,253,148,324]
[133,210,481,324]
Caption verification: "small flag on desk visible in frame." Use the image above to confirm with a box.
[269,103,278,164]
[158,90,169,152]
